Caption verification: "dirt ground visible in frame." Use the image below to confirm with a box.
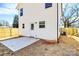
[0,36,79,56]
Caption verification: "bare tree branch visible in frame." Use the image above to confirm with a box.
[70,19,79,24]
[69,17,78,24]
[61,3,79,27]
[65,8,76,22]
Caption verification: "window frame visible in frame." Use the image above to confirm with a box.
[20,8,23,16]
[39,21,45,28]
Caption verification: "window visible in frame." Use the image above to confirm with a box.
[20,8,23,16]
[22,24,25,28]
[39,21,45,28]
[45,3,52,9]
[31,24,34,30]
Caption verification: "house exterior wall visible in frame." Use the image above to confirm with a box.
[17,3,61,41]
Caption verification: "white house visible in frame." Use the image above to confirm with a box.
[16,3,62,43]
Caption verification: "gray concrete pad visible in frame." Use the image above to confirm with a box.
[0,37,40,52]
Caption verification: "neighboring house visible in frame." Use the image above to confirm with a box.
[16,3,62,43]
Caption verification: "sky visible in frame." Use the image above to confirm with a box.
[63,3,79,17]
[0,3,18,26]
[61,3,79,27]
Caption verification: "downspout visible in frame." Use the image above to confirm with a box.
[57,3,59,43]
[57,3,62,43]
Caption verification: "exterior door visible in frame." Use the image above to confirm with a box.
[30,22,38,38]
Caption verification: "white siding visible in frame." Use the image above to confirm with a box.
[18,3,61,41]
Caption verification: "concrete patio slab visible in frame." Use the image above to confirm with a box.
[0,37,40,52]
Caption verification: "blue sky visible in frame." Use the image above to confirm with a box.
[63,3,79,17]
[0,3,18,26]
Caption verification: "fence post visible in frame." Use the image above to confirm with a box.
[10,28,12,36]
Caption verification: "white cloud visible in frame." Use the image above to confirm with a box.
[4,3,17,9]
[0,8,18,15]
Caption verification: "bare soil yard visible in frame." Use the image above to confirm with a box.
[0,36,79,56]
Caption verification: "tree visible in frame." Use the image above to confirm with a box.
[61,3,79,28]
[13,15,19,28]
[0,20,9,27]
[0,23,2,26]
[0,20,3,26]
[5,21,9,27]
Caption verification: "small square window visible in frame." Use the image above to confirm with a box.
[20,8,23,16]
[22,24,25,28]
[31,24,34,30]
[45,3,52,9]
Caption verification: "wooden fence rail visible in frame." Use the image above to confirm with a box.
[60,28,78,36]
[0,28,19,39]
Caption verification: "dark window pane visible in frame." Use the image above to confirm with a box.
[45,3,52,9]
[20,12,23,16]
[20,8,23,16]
[39,21,45,24]
[20,8,23,11]
[31,24,34,30]
[22,24,25,28]
[39,25,45,28]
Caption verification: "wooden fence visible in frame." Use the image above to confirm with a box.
[0,28,19,39]
[60,28,78,36]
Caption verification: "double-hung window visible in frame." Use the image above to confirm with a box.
[20,8,23,16]
[39,21,45,28]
